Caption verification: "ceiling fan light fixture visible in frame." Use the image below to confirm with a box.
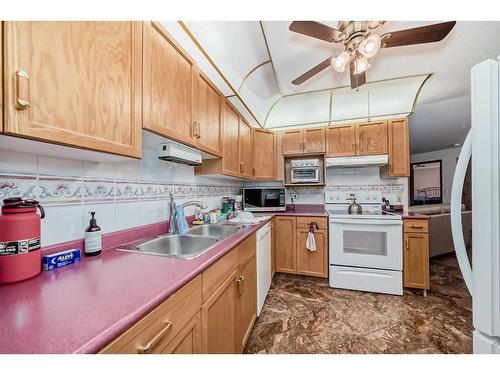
[331,51,350,73]
[358,34,381,58]
[352,56,371,75]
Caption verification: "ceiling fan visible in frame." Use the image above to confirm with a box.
[289,21,456,89]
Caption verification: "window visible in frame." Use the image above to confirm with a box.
[410,160,443,206]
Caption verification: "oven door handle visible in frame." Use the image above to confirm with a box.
[329,219,402,225]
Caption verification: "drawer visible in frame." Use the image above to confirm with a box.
[330,265,403,295]
[100,275,202,354]
[237,234,256,264]
[202,249,239,302]
[404,219,428,233]
[296,216,328,230]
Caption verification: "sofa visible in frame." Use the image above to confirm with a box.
[409,204,472,258]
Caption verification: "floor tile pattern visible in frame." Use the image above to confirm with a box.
[244,255,472,354]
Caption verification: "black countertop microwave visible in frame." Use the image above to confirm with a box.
[243,187,286,212]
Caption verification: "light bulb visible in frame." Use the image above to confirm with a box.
[331,51,350,73]
[353,56,371,75]
[358,34,381,58]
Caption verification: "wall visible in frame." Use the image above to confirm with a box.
[410,147,461,204]
[0,147,243,247]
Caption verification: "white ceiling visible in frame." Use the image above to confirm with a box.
[163,21,500,154]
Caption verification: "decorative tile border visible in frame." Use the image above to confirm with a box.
[325,184,405,193]
[0,174,243,206]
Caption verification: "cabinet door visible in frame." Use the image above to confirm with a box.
[195,69,222,156]
[160,312,202,354]
[202,269,237,353]
[355,121,388,156]
[296,228,328,278]
[143,21,196,146]
[275,216,296,273]
[282,130,304,155]
[403,233,430,290]
[253,129,276,179]
[303,128,326,154]
[388,118,410,177]
[221,102,241,177]
[239,119,253,179]
[3,21,142,158]
[275,132,285,182]
[236,252,257,353]
[326,125,356,157]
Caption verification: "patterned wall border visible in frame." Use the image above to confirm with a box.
[0,174,243,206]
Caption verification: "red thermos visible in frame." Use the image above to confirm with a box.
[0,197,45,284]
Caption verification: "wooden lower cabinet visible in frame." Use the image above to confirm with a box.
[275,216,328,278]
[161,312,202,354]
[403,219,430,291]
[202,268,238,353]
[236,251,257,353]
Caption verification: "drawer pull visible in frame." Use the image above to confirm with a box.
[15,70,30,110]
[136,321,172,354]
[410,225,424,229]
[405,239,409,249]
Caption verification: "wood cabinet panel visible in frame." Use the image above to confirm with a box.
[326,125,356,157]
[202,268,238,353]
[403,232,430,290]
[355,121,388,156]
[388,118,410,176]
[3,21,142,158]
[403,219,429,233]
[275,132,285,181]
[202,248,239,303]
[253,129,276,179]
[194,70,222,156]
[160,312,202,354]
[296,216,328,229]
[143,21,195,146]
[239,119,253,179]
[100,275,202,354]
[303,128,326,154]
[275,216,296,273]
[236,251,257,353]
[221,101,241,177]
[296,228,328,278]
[282,130,303,155]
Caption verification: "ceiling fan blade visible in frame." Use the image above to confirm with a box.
[350,62,366,90]
[292,57,332,85]
[289,21,340,43]
[381,21,456,48]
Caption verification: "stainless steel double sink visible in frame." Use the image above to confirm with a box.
[117,224,243,259]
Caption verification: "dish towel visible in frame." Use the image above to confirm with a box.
[176,206,189,235]
[306,227,317,252]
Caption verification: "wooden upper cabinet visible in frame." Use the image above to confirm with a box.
[252,129,276,179]
[355,121,388,156]
[194,69,222,156]
[3,21,142,158]
[326,125,356,157]
[143,21,196,146]
[239,119,253,179]
[221,102,241,177]
[387,118,410,176]
[303,128,326,153]
[282,130,303,155]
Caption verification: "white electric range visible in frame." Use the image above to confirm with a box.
[325,190,403,295]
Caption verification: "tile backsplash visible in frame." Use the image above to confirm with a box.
[0,147,243,247]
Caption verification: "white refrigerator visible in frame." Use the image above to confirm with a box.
[451,57,500,353]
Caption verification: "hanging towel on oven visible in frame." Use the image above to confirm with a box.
[306,225,317,252]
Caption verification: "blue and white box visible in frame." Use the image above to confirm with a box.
[42,248,81,271]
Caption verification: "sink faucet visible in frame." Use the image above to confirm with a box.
[168,194,208,235]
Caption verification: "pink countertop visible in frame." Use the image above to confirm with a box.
[0,219,271,354]
[264,204,327,217]
[388,210,430,220]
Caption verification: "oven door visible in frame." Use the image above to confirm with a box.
[290,167,319,183]
[329,218,402,271]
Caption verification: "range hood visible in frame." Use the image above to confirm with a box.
[159,141,202,166]
[326,155,389,168]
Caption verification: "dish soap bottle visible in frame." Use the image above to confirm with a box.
[84,212,102,256]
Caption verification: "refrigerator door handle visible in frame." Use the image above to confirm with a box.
[451,130,473,294]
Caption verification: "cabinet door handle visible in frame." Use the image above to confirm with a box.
[351,143,355,151]
[192,121,198,138]
[405,239,409,249]
[239,162,245,173]
[253,167,256,176]
[15,70,30,110]
[390,164,394,173]
[236,275,245,296]
[136,321,172,354]
[197,122,201,138]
